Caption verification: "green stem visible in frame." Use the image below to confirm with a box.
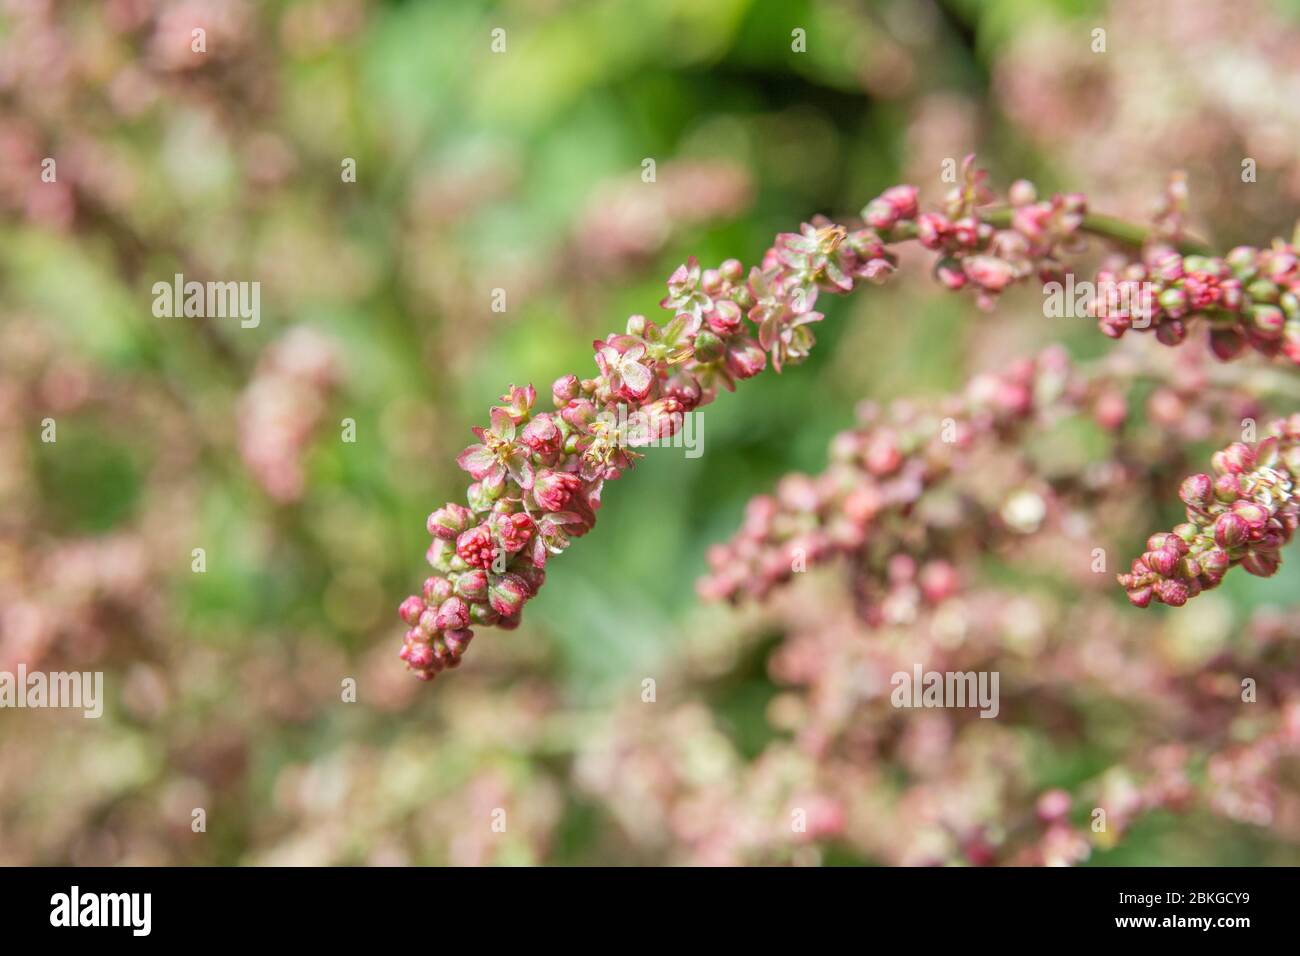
[981,207,1213,256]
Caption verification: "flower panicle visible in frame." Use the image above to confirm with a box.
[398,159,1300,679]
[1118,416,1300,608]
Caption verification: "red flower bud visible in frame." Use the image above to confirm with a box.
[1126,586,1154,608]
[1214,512,1249,549]
[398,595,425,626]
[1154,578,1190,606]
[1231,500,1268,532]
[456,525,498,570]
[423,576,452,604]
[442,629,473,660]
[706,299,743,335]
[1145,548,1179,577]
[1200,548,1229,575]
[1241,550,1281,577]
[1214,473,1243,501]
[488,572,531,617]
[881,184,919,219]
[493,511,536,553]
[400,638,436,671]
[1178,474,1213,510]
[962,255,1016,293]
[427,502,474,539]
[916,213,949,250]
[454,569,489,602]
[520,414,562,458]
[1220,443,1257,474]
[534,469,584,512]
[724,335,766,380]
[551,374,579,407]
[434,596,470,631]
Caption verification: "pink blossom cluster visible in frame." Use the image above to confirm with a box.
[400,160,1300,680]
[399,211,910,677]
[1093,243,1300,362]
[1118,417,1300,607]
[396,161,1115,680]
[699,348,1074,606]
[576,589,1300,865]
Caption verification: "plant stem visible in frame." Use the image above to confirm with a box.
[980,207,1214,256]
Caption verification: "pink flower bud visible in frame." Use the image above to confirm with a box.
[1214,473,1243,501]
[470,602,500,626]
[442,629,473,659]
[1221,443,1257,474]
[456,525,498,570]
[534,469,584,512]
[551,374,579,407]
[1241,550,1281,577]
[454,569,489,601]
[881,184,918,219]
[918,561,960,604]
[1036,788,1071,822]
[1230,500,1268,532]
[1126,586,1153,608]
[1154,578,1190,606]
[1145,548,1179,577]
[520,414,562,458]
[398,595,425,626]
[862,198,897,231]
[400,638,436,671]
[1093,389,1127,430]
[1008,179,1036,207]
[706,299,743,335]
[1155,319,1187,346]
[434,596,470,631]
[1250,304,1285,337]
[1200,548,1229,575]
[724,335,766,380]
[493,511,536,553]
[488,572,531,617]
[1214,512,1249,549]
[427,503,474,539]
[935,258,967,290]
[962,255,1016,293]
[1178,474,1213,510]
[423,576,452,604]
[864,431,902,476]
[916,213,948,250]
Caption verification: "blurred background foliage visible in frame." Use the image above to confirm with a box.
[3,0,1300,864]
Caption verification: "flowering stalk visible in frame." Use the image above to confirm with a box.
[1118,417,1300,606]
[398,156,1300,679]
[698,348,1076,608]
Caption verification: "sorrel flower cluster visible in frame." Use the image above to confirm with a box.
[1118,418,1300,607]
[699,349,1074,608]
[398,156,1300,680]
[1093,242,1300,361]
